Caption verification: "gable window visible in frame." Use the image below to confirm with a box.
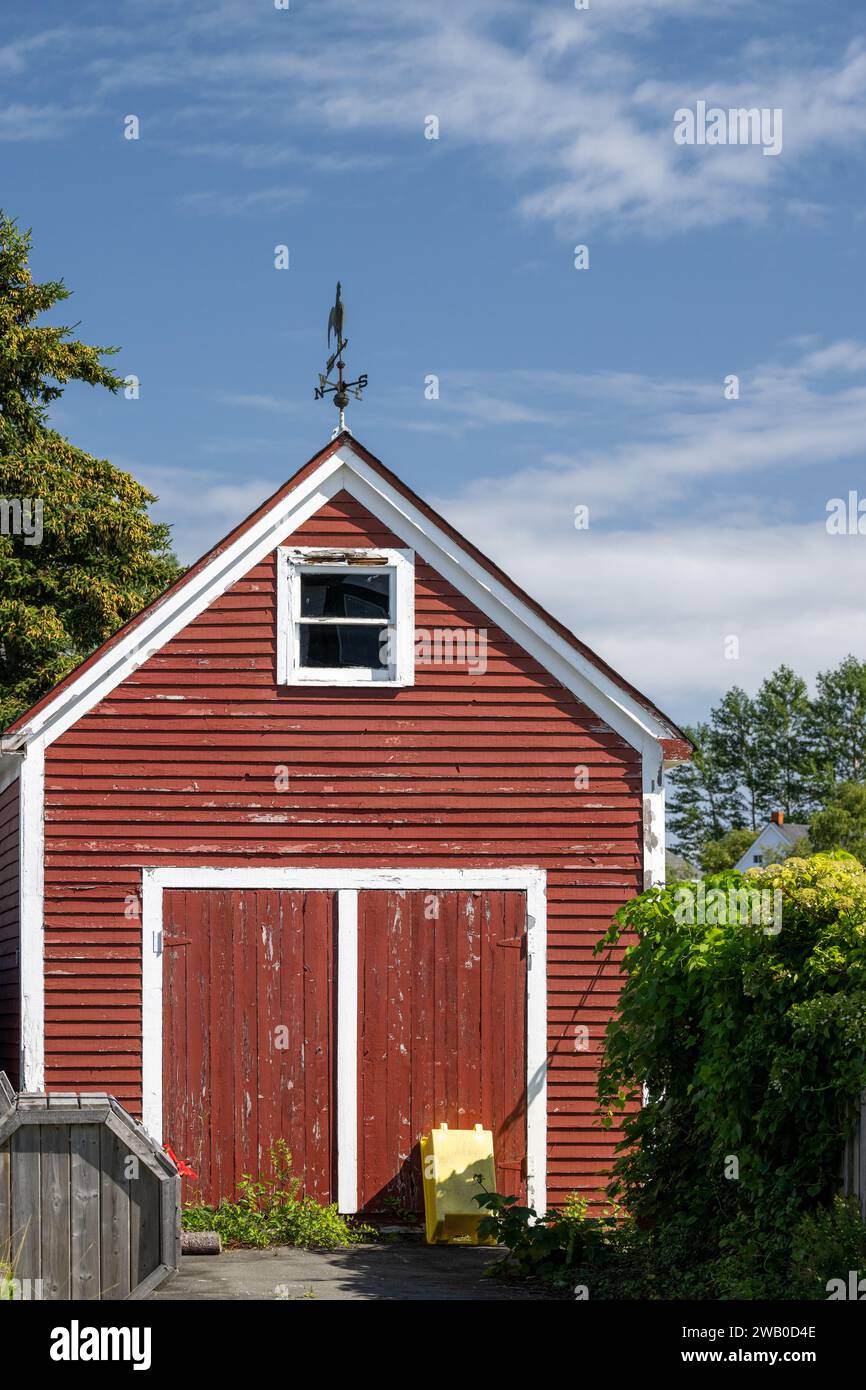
[277,547,415,686]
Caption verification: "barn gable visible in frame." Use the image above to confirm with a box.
[0,432,688,1215]
[1,433,686,756]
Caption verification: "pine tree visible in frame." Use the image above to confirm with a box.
[752,664,813,821]
[710,686,762,829]
[666,721,731,861]
[808,656,866,798]
[0,213,182,728]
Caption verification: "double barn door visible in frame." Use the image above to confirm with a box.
[161,887,528,1212]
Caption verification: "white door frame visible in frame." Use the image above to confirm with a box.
[141,866,547,1214]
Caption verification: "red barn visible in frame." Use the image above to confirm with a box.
[0,433,688,1215]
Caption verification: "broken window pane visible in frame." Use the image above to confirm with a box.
[300,571,390,620]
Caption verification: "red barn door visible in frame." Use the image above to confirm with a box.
[357,889,527,1214]
[162,888,334,1205]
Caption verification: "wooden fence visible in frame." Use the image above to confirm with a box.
[0,1071,180,1300]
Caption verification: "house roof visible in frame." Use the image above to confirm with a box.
[734,820,811,871]
[774,823,809,845]
[1,432,690,758]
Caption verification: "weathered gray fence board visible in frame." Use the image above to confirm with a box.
[130,1164,160,1289]
[0,1071,179,1299]
[0,1139,9,1262]
[70,1124,100,1301]
[10,1126,40,1282]
[100,1127,131,1299]
[40,1125,69,1299]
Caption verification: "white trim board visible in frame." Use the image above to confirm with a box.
[18,745,45,1090]
[140,866,547,1215]
[336,888,359,1213]
[642,743,666,891]
[1,462,347,753]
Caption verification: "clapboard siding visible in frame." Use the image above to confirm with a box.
[0,779,20,1091]
[42,490,641,1205]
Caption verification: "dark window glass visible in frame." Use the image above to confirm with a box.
[300,571,390,620]
[300,624,388,669]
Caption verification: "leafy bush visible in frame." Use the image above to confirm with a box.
[473,1183,620,1288]
[182,1141,374,1249]
[472,1183,722,1298]
[789,1197,866,1300]
[594,852,866,1296]
[474,1188,866,1301]
[811,782,866,862]
[699,827,759,874]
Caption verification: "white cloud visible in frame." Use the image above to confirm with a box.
[178,187,305,216]
[416,346,866,524]
[218,392,297,414]
[481,518,866,713]
[132,459,280,564]
[423,340,866,713]
[0,102,93,141]
[8,1,866,234]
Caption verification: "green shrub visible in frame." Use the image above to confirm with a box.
[789,1197,866,1300]
[480,853,866,1299]
[182,1141,374,1250]
[473,1182,620,1288]
[595,852,866,1291]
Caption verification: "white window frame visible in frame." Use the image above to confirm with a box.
[276,546,415,687]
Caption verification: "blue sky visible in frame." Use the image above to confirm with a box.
[3,0,866,722]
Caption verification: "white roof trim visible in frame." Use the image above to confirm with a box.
[343,447,674,753]
[1,457,346,753]
[1,439,676,756]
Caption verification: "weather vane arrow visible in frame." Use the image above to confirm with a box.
[314,281,368,435]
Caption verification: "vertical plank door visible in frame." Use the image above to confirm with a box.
[162,888,335,1206]
[357,889,527,1213]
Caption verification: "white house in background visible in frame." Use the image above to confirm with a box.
[734,810,809,872]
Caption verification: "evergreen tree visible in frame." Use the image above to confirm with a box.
[666,721,731,861]
[808,656,866,798]
[709,686,762,829]
[0,213,181,728]
[668,658,866,857]
[752,664,813,821]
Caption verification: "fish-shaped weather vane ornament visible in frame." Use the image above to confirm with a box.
[315,281,367,435]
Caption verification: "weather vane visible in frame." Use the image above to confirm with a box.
[314,281,367,435]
